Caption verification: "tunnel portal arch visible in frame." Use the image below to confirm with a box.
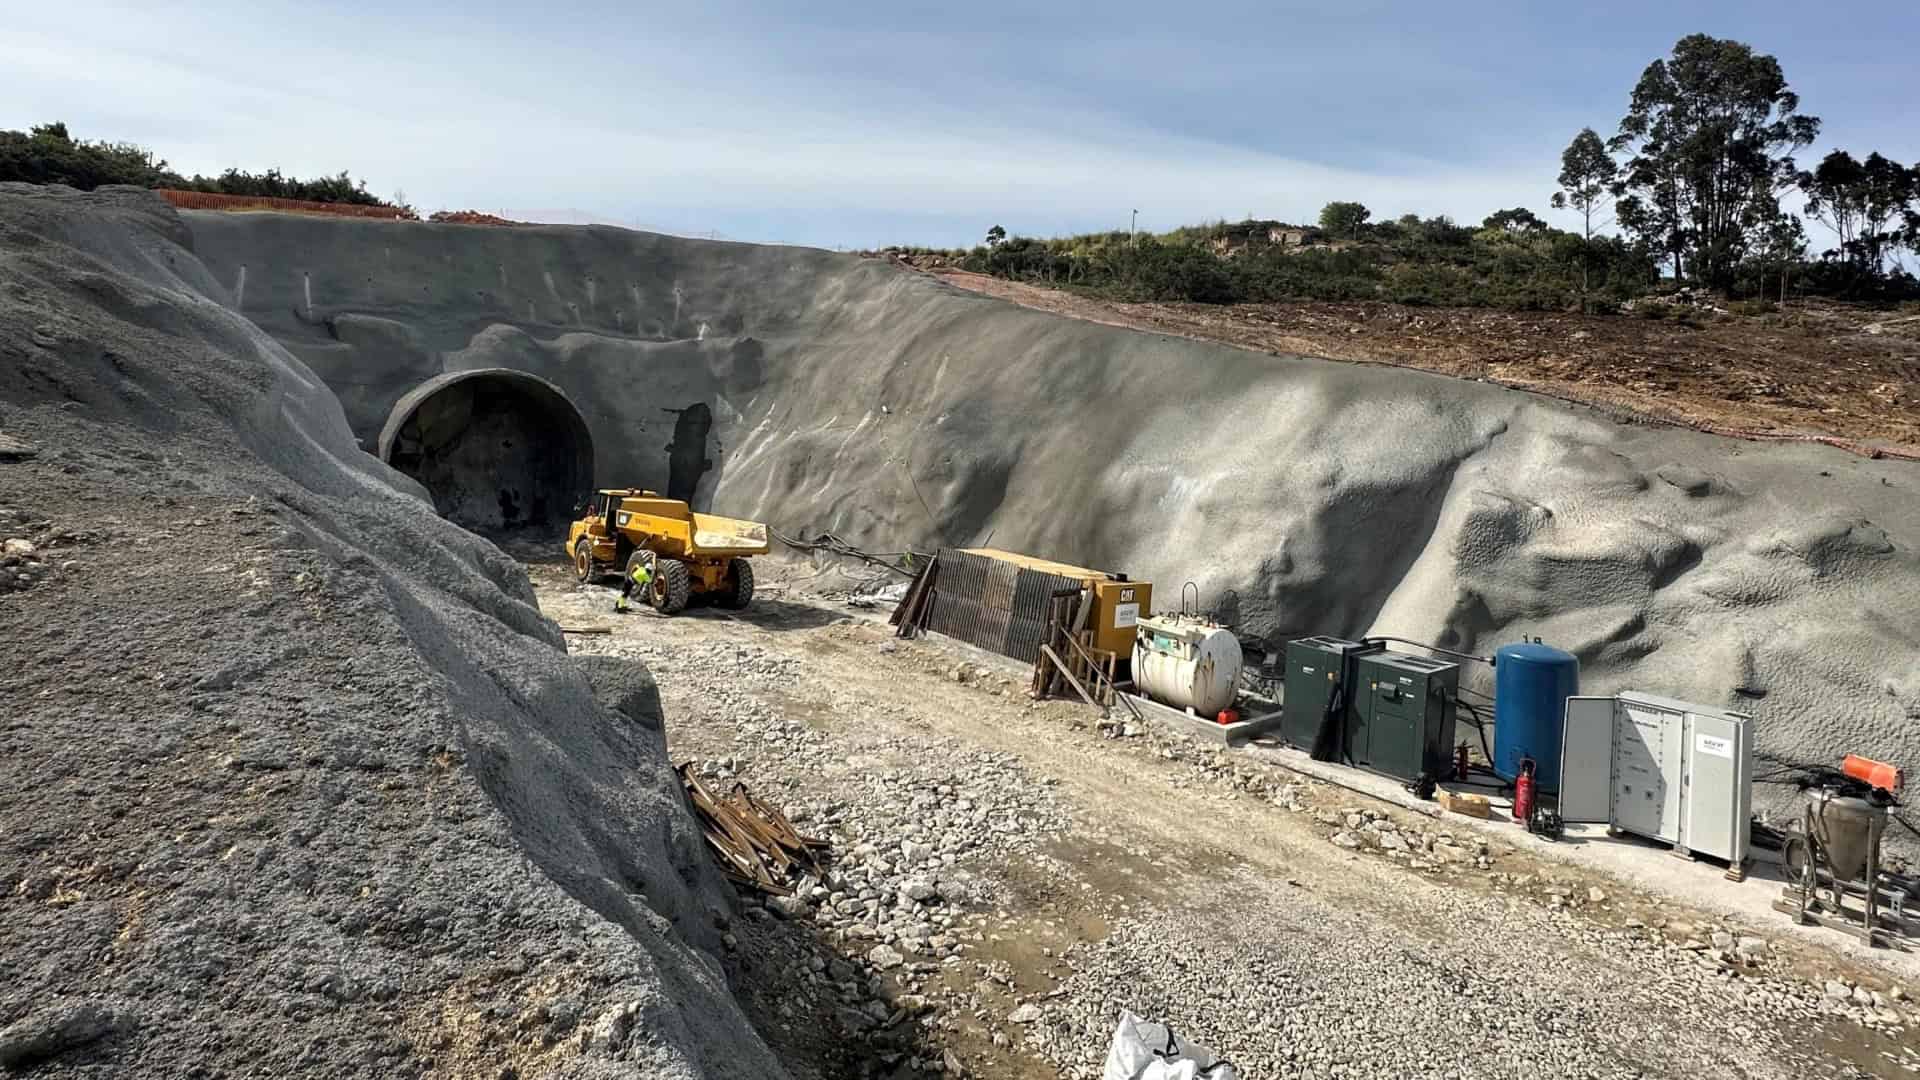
[378,368,595,535]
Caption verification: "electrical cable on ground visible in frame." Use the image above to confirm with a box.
[769,527,926,577]
[1453,698,1499,775]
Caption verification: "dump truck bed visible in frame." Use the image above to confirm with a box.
[687,511,771,555]
[611,495,770,557]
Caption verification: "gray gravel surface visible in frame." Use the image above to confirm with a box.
[0,185,786,1077]
[542,572,1920,1080]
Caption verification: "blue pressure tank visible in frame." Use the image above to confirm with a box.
[1492,641,1580,791]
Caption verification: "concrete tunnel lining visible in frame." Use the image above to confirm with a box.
[377,368,595,534]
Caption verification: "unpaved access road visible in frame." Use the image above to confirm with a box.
[534,563,1919,1080]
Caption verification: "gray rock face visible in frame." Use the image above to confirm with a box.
[178,206,1920,826]
[0,185,784,1077]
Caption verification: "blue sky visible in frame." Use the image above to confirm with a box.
[4,1,1914,249]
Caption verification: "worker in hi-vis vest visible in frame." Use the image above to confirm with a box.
[614,554,654,613]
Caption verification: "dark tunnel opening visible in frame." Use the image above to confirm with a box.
[663,402,713,504]
[378,370,594,536]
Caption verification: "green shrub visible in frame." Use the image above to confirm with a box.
[0,121,399,209]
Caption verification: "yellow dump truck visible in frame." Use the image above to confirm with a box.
[566,489,769,614]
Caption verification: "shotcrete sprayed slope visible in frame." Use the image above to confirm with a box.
[182,210,1920,800]
[0,186,786,1078]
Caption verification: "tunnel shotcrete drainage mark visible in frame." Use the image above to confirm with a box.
[377,368,594,535]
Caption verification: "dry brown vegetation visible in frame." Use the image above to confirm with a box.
[921,267,1920,455]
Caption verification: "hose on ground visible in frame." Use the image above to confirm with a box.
[770,527,928,577]
[1363,635,1494,667]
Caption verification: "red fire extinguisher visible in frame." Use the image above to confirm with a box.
[1513,757,1537,827]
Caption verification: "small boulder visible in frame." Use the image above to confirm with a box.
[580,1002,640,1055]
[1007,1004,1042,1024]
[0,1002,128,1068]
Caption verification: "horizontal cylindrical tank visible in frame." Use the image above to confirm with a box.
[1133,620,1244,715]
[1492,641,1579,791]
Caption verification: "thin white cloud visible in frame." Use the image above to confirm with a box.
[1,3,1558,245]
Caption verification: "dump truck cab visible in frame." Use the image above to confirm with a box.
[565,489,769,614]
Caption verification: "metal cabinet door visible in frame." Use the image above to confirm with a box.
[1615,698,1683,842]
[1559,696,1617,823]
[1368,697,1420,779]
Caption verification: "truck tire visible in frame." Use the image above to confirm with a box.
[652,558,692,615]
[574,539,597,583]
[722,558,755,609]
[624,550,653,604]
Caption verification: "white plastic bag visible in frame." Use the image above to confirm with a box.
[1102,1011,1239,1080]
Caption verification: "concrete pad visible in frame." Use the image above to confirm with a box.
[1241,740,1920,979]
[1119,692,1283,745]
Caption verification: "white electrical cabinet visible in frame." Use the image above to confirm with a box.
[1559,691,1753,867]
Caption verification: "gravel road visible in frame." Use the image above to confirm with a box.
[540,565,1920,1080]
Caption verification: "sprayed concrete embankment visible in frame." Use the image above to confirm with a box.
[180,208,1920,803]
[0,185,790,1076]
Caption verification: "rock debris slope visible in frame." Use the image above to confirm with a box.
[0,185,787,1078]
[183,208,1920,812]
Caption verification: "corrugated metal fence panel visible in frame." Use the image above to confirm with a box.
[1005,565,1082,663]
[923,549,1084,664]
[924,551,993,654]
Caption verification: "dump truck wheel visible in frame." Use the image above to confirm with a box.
[652,558,692,615]
[722,558,755,609]
[633,545,664,607]
[573,539,597,583]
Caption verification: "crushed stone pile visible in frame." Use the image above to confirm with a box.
[0,184,788,1078]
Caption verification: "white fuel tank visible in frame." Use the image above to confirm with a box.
[1132,614,1243,715]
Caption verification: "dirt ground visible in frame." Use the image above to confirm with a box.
[533,560,1920,1080]
[917,268,1920,456]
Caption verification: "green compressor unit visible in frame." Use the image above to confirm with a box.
[1281,636,1382,756]
[1351,651,1459,782]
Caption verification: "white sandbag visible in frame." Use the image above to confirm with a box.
[1102,1011,1238,1080]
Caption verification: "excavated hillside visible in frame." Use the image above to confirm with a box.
[178,206,1920,808]
[0,185,787,1077]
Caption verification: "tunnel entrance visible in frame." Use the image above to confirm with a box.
[377,369,594,536]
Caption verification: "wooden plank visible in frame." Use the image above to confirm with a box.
[1041,645,1099,709]
[890,558,938,635]
[560,625,613,634]
[1061,632,1122,706]
[1437,790,1491,819]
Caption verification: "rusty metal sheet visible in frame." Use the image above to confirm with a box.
[922,549,1083,664]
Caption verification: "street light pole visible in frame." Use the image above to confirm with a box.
[1130,208,1139,245]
